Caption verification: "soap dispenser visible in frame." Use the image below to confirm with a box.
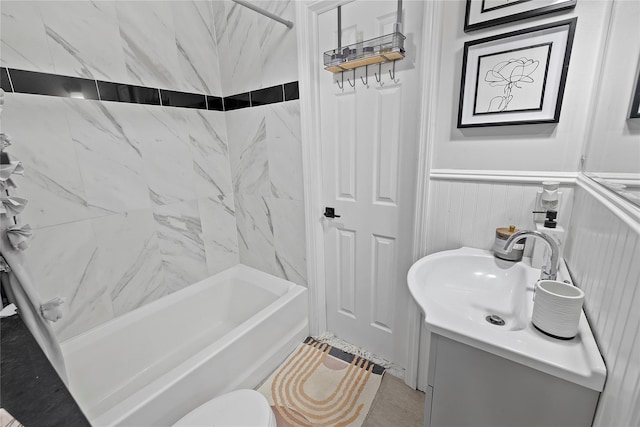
[532,211,565,269]
[534,181,562,224]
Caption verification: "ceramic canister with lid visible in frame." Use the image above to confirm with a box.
[493,225,524,261]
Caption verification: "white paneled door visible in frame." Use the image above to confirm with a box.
[317,1,421,367]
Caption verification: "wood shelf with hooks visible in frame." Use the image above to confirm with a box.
[323,32,406,73]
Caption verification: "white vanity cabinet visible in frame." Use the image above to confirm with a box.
[408,249,606,427]
[423,333,600,427]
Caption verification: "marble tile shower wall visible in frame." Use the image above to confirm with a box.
[1,1,307,341]
[214,0,298,96]
[214,0,306,283]
[3,93,238,341]
[0,0,231,341]
[226,101,307,286]
[0,0,221,94]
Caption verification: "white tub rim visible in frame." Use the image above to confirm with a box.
[62,264,295,350]
[61,264,307,426]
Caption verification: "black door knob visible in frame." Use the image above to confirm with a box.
[324,207,341,218]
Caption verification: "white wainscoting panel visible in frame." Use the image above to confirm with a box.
[565,185,640,427]
[426,178,575,255]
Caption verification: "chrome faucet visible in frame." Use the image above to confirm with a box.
[503,230,559,281]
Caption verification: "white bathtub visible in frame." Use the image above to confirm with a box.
[60,265,308,426]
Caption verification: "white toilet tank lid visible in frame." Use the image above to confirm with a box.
[173,389,275,427]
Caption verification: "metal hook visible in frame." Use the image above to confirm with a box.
[361,65,368,86]
[347,69,356,87]
[374,63,382,83]
[389,60,397,81]
[336,71,344,90]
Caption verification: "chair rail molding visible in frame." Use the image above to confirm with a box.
[430,169,579,184]
[577,174,640,234]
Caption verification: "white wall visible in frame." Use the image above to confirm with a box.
[422,0,612,256]
[564,182,640,427]
[427,178,574,254]
[582,0,640,175]
[417,1,640,424]
[431,0,609,172]
[561,3,640,425]
[421,0,615,257]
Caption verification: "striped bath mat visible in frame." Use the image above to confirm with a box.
[257,338,384,427]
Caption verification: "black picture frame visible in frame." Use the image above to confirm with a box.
[458,18,577,128]
[465,0,577,32]
[630,70,640,119]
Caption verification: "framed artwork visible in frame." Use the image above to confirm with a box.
[630,70,640,119]
[457,18,577,128]
[465,0,577,32]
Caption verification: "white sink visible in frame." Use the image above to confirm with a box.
[408,247,606,391]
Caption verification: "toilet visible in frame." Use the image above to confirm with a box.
[173,389,277,427]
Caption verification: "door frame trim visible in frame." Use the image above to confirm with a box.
[407,0,443,390]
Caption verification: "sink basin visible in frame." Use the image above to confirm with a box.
[411,249,533,332]
[408,247,606,391]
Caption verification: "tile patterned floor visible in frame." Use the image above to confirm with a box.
[363,374,425,427]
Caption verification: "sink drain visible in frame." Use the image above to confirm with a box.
[486,314,506,326]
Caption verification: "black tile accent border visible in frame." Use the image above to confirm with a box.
[224,92,251,111]
[98,81,160,105]
[1,68,12,92]
[9,69,99,100]
[284,82,300,101]
[251,85,283,106]
[1,68,299,112]
[160,89,206,109]
[207,96,224,111]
